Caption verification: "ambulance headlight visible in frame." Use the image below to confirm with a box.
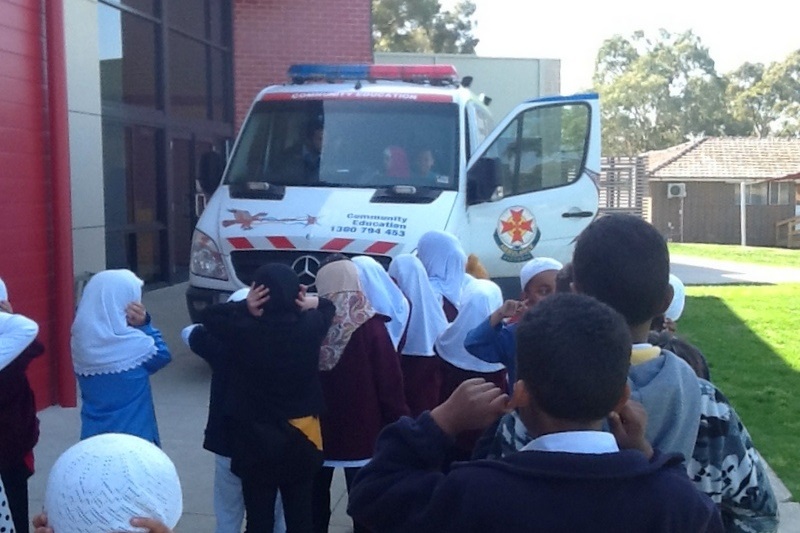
[190,230,229,280]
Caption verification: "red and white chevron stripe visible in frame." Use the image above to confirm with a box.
[226,235,399,255]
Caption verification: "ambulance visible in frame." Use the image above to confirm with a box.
[186,64,600,320]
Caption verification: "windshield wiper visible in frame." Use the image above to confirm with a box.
[370,185,443,204]
[229,181,286,200]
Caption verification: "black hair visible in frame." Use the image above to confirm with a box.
[305,117,324,138]
[648,330,711,381]
[516,293,631,422]
[572,214,670,326]
[555,262,573,293]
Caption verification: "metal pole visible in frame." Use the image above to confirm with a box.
[680,196,685,243]
[740,181,747,246]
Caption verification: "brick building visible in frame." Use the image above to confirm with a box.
[1,0,372,407]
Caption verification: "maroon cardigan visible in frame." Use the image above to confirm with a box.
[0,339,43,471]
[319,316,410,461]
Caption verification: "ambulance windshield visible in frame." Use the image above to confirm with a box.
[225,99,459,190]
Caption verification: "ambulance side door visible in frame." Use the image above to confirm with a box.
[465,94,600,280]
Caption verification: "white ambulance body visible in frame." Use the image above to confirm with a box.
[186,64,599,319]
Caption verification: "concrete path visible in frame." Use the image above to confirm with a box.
[27,273,798,532]
[671,254,800,285]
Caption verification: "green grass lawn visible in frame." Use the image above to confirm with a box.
[669,243,800,268]
[679,283,800,496]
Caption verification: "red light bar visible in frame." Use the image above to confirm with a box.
[369,64,458,84]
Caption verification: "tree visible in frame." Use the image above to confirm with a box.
[593,30,731,155]
[372,0,479,54]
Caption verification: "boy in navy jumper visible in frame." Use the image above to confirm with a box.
[483,215,777,533]
[348,293,723,533]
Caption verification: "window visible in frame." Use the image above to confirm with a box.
[102,120,167,282]
[477,103,590,197]
[748,183,767,205]
[225,100,459,190]
[168,31,209,119]
[769,182,792,205]
[98,3,160,108]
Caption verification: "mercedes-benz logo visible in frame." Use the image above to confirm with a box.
[291,255,321,289]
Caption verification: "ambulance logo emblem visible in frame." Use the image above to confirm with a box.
[493,206,540,262]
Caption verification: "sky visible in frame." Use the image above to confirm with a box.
[449,0,800,93]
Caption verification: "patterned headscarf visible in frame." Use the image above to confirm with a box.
[316,260,376,371]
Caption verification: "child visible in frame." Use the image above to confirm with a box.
[200,264,333,533]
[312,258,409,533]
[348,293,723,533]
[388,254,449,416]
[352,255,410,351]
[43,433,182,533]
[489,215,778,532]
[183,288,286,533]
[416,230,467,321]
[1,276,44,533]
[464,257,562,388]
[435,278,507,459]
[71,269,171,445]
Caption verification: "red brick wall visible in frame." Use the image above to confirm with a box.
[233,0,373,126]
[0,0,69,408]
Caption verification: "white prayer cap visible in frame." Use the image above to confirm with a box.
[520,257,563,291]
[665,274,686,321]
[45,433,183,533]
[228,287,250,302]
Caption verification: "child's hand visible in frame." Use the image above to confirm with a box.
[246,283,270,317]
[431,378,509,437]
[126,302,148,327]
[32,513,53,533]
[490,300,525,327]
[663,318,677,333]
[296,294,319,311]
[129,517,174,533]
[0,300,12,313]
[608,399,653,459]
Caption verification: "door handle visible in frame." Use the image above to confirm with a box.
[562,210,594,218]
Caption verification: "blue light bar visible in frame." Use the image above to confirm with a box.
[288,64,370,83]
[287,64,459,85]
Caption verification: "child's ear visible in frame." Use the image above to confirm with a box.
[656,282,675,316]
[510,379,531,410]
[612,382,632,414]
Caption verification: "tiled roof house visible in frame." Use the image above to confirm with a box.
[644,137,800,246]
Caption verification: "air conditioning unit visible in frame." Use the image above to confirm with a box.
[667,183,687,199]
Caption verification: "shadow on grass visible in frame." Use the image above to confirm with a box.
[679,291,800,497]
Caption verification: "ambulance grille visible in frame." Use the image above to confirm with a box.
[230,251,391,289]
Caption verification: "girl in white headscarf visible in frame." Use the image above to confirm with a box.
[388,254,448,416]
[352,255,410,351]
[313,258,409,533]
[71,270,172,446]
[434,278,508,460]
[416,231,467,322]
[1,276,45,533]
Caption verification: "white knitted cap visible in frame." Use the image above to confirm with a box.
[519,257,563,291]
[45,433,183,533]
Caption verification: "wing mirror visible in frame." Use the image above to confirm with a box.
[198,151,225,196]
